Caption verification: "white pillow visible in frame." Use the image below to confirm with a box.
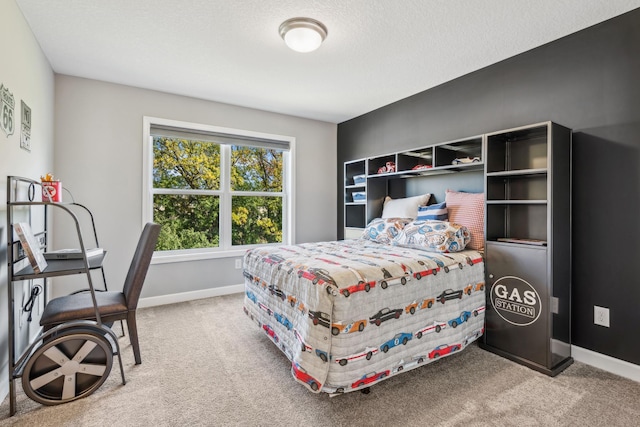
[381,194,431,219]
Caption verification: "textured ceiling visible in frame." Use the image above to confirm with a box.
[15,0,640,123]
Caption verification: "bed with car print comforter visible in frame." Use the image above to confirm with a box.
[242,239,485,394]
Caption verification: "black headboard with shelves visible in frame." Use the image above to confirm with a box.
[364,170,484,221]
[404,170,484,204]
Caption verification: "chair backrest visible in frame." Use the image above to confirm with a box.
[123,222,161,310]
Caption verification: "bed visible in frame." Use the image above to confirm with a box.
[242,233,485,394]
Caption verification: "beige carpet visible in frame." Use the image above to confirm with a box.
[1,292,639,426]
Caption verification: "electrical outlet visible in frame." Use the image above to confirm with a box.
[594,305,610,327]
[235,258,242,269]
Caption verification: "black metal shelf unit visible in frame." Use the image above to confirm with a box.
[5,176,122,416]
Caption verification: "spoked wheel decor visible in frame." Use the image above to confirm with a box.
[21,328,113,405]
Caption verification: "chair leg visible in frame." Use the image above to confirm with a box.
[126,311,142,365]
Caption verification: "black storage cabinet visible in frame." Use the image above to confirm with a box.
[480,121,573,376]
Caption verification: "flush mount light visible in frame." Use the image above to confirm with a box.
[279,17,327,53]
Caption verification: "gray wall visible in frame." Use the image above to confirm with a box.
[338,9,640,366]
[0,0,55,404]
[53,76,337,300]
[1,1,336,402]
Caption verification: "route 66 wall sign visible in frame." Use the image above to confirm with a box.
[1,84,15,137]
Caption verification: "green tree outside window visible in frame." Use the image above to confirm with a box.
[153,137,284,250]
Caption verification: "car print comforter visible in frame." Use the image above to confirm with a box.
[242,239,485,394]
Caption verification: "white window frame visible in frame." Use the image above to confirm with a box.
[142,116,295,264]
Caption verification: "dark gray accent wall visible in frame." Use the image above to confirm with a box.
[337,8,640,365]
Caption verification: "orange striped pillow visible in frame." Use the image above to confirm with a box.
[445,190,485,251]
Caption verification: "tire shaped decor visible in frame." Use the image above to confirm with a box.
[22,328,113,406]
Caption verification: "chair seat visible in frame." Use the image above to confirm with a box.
[40,223,160,365]
[40,291,127,326]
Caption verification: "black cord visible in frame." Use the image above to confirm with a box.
[23,285,42,322]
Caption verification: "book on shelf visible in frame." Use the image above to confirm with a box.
[496,237,547,246]
[43,247,104,260]
[13,222,48,273]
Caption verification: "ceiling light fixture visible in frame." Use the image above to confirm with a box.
[279,17,327,53]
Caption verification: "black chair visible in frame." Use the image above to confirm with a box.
[40,222,161,365]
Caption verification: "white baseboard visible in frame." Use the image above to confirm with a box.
[138,284,244,308]
[572,345,640,383]
[0,365,7,411]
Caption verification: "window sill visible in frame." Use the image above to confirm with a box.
[151,249,248,265]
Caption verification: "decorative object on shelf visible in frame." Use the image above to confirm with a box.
[411,164,432,171]
[43,248,104,260]
[279,17,327,53]
[20,100,31,151]
[352,191,366,202]
[1,83,15,137]
[13,222,48,273]
[452,156,481,165]
[41,173,62,202]
[377,161,396,174]
[353,174,366,185]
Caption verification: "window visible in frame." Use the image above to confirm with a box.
[143,117,295,261]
